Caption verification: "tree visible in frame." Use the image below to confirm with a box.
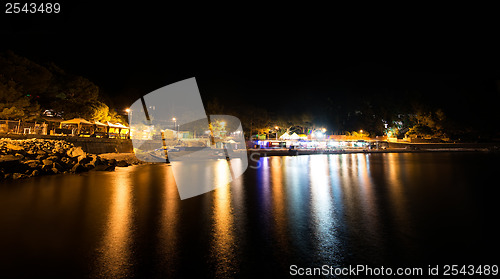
[0,78,40,121]
[406,109,447,138]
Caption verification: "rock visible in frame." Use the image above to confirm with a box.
[36,150,48,156]
[46,155,59,161]
[105,165,116,171]
[14,153,25,159]
[67,146,86,158]
[108,159,117,166]
[116,160,130,167]
[71,163,88,173]
[24,160,40,169]
[12,173,24,180]
[51,168,60,174]
[31,169,40,177]
[6,143,23,151]
[93,164,115,171]
[0,155,21,172]
[53,162,63,172]
[78,154,92,165]
[92,165,109,171]
[85,164,95,170]
[42,159,54,166]
[41,164,53,173]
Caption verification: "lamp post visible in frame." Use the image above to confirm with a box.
[172,117,177,139]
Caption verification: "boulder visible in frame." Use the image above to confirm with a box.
[36,150,48,156]
[93,164,115,171]
[0,155,21,172]
[67,146,86,158]
[105,165,116,171]
[41,164,53,173]
[78,154,92,165]
[116,160,130,167]
[42,159,54,166]
[46,155,59,161]
[53,162,63,172]
[71,163,88,173]
[12,173,25,180]
[24,160,40,169]
[92,165,109,171]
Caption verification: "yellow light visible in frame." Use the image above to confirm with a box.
[360,130,363,134]
[172,117,176,121]
[275,126,279,130]
[125,108,131,113]
[322,128,327,133]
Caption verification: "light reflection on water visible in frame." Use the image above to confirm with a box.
[157,165,180,277]
[0,153,493,278]
[210,160,237,277]
[94,170,134,278]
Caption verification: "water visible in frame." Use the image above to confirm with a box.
[0,153,497,278]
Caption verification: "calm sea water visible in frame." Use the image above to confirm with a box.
[0,153,497,278]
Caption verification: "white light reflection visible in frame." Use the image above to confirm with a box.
[157,165,180,277]
[211,160,237,277]
[309,155,337,260]
[95,170,133,278]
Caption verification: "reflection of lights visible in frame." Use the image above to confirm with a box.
[309,155,336,259]
[212,160,236,276]
[159,165,180,276]
[97,171,133,278]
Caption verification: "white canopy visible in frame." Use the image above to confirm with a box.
[94,121,108,126]
[279,132,291,140]
[107,122,129,129]
[290,132,300,140]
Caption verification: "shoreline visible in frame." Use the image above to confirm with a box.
[247,147,495,156]
[0,138,139,181]
[1,137,498,181]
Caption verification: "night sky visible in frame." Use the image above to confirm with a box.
[2,4,500,132]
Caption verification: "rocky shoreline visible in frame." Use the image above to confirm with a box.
[0,138,140,180]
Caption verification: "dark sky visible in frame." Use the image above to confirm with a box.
[2,4,500,126]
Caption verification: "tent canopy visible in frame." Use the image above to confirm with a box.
[107,121,129,129]
[279,132,291,140]
[290,132,300,140]
[94,121,108,126]
[61,118,93,125]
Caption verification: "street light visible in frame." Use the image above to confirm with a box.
[275,126,279,140]
[172,117,177,139]
[125,108,131,113]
